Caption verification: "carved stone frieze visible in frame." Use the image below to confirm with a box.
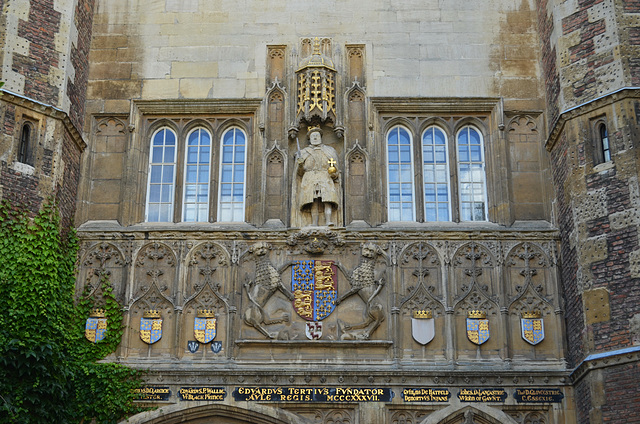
[134,242,176,298]
[186,241,229,296]
[286,229,346,255]
[80,242,125,300]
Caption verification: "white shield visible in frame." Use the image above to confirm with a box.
[305,321,322,340]
[411,317,435,345]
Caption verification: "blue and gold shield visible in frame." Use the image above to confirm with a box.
[521,317,544,345]
[292,260,337,321]
[85,317,107,343]
[194,316,217,344]
[466,318,490,345]
[140,316,163,344]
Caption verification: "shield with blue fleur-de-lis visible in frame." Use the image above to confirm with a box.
[521,313,544,345]
[292,260,337,321]
[194,313,217,344]
[85,309,107,343]
[466,314,490,345]
[140,312,163,344]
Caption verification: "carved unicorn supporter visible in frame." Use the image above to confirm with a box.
[243,242,294,339]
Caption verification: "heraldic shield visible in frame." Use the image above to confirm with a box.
[194,309,217,344]
[521,311,544,345]
[466,310,489,345]
[140,310,163,344]
[411,310,435,345]
[85,308,107,343]
[292,260,337,321]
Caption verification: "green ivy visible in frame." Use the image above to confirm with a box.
[75,276,127,361]
[0,200,145,423]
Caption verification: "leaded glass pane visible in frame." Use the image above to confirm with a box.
[183,128,211,222]
[457,126,487,221]
[387,126,415,221]
[218,128,246,222]
[422,126,450,221]
[147,128,176,222]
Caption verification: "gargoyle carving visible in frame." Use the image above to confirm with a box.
[337,242,385,339]
[243,242,294,339]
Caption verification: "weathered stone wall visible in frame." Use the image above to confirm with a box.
[1,0,94,128]
[0,0,94,222]
[540,0,640,115]
[0,92,85,226]
[548,93,640,421]
[536,0,561,125]
[84,0,544,117]
[77,229,570,423]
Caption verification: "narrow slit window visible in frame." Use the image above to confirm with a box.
[18,123,32,165]
[599,123,611,163]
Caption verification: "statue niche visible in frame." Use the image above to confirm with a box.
[292,126,342,227]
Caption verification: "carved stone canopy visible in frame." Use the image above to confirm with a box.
[296,37,337,127]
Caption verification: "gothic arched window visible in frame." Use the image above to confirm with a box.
[217,127,247,222]
[146,127,177,222]
[386,125,415,221]
[457,125,487,221]
[385,122,488,223]
[422,126,451,221]
[183,128,211,222]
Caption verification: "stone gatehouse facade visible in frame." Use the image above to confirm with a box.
[2,0,640,423]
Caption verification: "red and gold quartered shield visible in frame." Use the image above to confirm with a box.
[466,310,489,345]
[292,260,337,321]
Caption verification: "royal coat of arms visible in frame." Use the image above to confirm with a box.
[466,310,490,345]
[140,310,163,344]
[521,311,544,345]
[85,308,107,343]
[194,309,217,344]
[411,310,435,345]
[292,260,337,322]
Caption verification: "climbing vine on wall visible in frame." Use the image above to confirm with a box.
[0,200,145,424]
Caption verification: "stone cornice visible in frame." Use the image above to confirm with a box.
[133,98,262,115]
[570,346,640,385]
[76,222,560,241]
[0,89,86,151]
[545,87,640,152]
[370,97,501,114]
